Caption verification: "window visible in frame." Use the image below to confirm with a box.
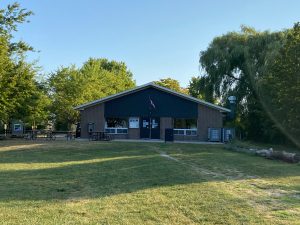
[14,124,22,131]
[174,119,197,129]
[116,128,128,134]
[173,129,184,135]
[173,129,197,136]
[186,129,197,135]
[105,128,116,134]
[105,118,128,134]
[105,128,128,134]
[106,118,128,128]
[173,118,197,136]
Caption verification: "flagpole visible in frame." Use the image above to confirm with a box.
[149,111,152,139]
[148,96,155,139]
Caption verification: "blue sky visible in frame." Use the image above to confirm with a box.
[2,0,300,86]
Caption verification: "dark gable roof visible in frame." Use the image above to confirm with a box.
[74,82,230,112]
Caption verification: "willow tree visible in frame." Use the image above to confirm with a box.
[198,26,287,142]
[188,76,215,103]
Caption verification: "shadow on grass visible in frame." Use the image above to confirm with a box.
[0,141,152,163]
[0,154,203,201]
[0,141,299,201]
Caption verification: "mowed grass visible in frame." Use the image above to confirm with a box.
[0,141,299,225]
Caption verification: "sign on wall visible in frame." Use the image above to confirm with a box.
[129,117,139,128]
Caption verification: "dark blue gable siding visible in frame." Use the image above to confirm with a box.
[104,87,198,118]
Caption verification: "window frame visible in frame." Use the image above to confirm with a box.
[173,118,197,136]
[13,124,22,132]
[105,117,129,134]
[173,128,197,136]
[105,128,128,134]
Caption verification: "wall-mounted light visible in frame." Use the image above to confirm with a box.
[228,96,237,120]
[228,96,237,104]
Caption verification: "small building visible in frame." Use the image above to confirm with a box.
[74,82,230,141]
[11,120,24,137]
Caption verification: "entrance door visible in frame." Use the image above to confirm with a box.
[140,117,160,139]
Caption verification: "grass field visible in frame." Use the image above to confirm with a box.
[0,140,299,225]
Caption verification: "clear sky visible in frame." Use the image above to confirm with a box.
[2,0,300,86]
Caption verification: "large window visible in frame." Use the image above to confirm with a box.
[174,119,197,129]
[173,118,197,136]
[105,118,128,134]
[106,118,128,128]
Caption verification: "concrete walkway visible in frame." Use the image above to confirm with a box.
[75,138,224,144]
[112,139,224,145]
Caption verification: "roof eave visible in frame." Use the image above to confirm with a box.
[74,82,231,113]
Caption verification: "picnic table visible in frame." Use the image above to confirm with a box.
[89,131,111,141]
[24,130,56,140]
[24,130,76,141]
[66,131,75,140]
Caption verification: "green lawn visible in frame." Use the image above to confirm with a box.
[0,141,299,225]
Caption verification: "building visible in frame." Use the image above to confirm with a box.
[74,82,230,141]
[11,120,24,137]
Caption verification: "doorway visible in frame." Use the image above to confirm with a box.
[140,117,160,139]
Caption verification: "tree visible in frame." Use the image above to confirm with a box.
[259,23,300,147]
[188,76,215,102]
[20,81,51,129]
[0,35,13,123]
[0,2,34,55]
[49,58,135,130]
[198,25,287,142]
[154,78,188,94]
[0,3,50,128]
[48,66,82,130]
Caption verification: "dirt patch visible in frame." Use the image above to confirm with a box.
[156,149,234,179]
[159,152,179,162]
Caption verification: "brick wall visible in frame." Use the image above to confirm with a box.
[80,103,105,138]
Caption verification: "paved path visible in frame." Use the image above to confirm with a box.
[112,139,224,145]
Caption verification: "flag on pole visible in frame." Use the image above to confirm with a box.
[149,97,156,110]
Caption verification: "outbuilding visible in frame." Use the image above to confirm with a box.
[74,82,230,141]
